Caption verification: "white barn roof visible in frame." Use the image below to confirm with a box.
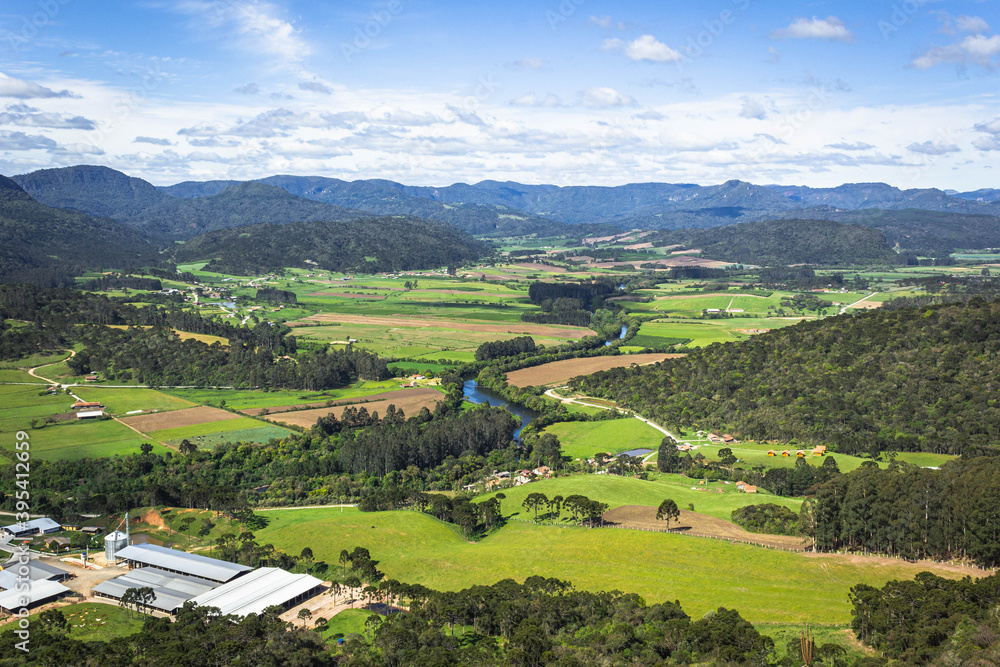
[93,567,218,613]
[0,560,67,589]
[0,579,70,611]
[189,567,322,617]
[1,517,61,535]
[114,544,251,583]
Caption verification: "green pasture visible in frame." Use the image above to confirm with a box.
[481,473,802,520]
[0,351,70,369]
[257,506,974,625]
[546,418,663,460]
[163,380,402,410]
[0,384,75,434]
[1,603,142,642]
[320,609,373,641]
[147,416,288,443]
[5,418,169,461]
[0,369,41,383]
[72,387,197,415]
[164,424,294,447]
[388,361,454,374]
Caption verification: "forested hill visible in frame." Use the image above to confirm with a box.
[649,219,901,266]
[12,164,168,219]
[0,176,155,286]
[174,216,490,274]
[570,299,1000,456]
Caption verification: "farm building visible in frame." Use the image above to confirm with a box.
[722,434,740,444]
[76,410,105,419]
[93,567,219,614]
[781,450,791,457]
[1,517,61,538]
[112,544,252,584]
[767,450,776,457]
[813,446,827,456]
[706,433,724,444]
[71,401,103,410]
[796,450,807,458]
[736,481,758,493]
[0,559,73,612]
[84,375,98,381]
[188,567,324,618]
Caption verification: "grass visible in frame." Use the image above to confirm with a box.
[147,416,287,443]
[71,387,197,415]
[546,419,664,460]
[0,384,75,434]
[480,474,803,520]
[760,623,868,663]
[320,608,373,641]
[8,419,171,461]
[0,351,70,369]
[162,424,294,447]
[163,380,401,410]
[256,506,976,625]
[0,369,41,383]
[0,603,143,642]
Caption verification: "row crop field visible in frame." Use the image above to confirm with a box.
[505,353,681,388]
[263,389,444,429]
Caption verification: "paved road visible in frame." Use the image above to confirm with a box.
[543,387,680,443]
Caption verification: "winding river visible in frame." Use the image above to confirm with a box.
[463,380,539,440]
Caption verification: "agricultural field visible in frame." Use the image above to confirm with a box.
[241,387,442,416]
[163,380,402,410]
[72,387,197,415]
[4,418,170,461]
[147,416,293,446]
[0,603,142,642]
[546,418,664,460]
[262,389,443,429]
[257,506,985,625]
[506,353,681,388]
[119,405,241,432]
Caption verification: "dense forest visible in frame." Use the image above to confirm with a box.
[174,216,489,275]
[0,176,156,286]
[649,219,901,266]
[572,299,1000,455]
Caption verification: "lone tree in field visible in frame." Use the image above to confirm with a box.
[522,492,549,523]
[656,499,681,531]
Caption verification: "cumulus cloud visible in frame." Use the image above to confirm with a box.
[911,31,1000,70]
[0,109,95,129]
[0,73,77,99]
[0,130,57,150]
[974,118,1000,134]
[826,142,875,151]
[771,16,854,42]
[298,80,333,95]
[603,35,683,63]
[956,15,990,34]
[738,96,767,120]
[233,83,260,95]
[135,136,174,146]
[907,140,961,155]
[509,93,562,107]
[973,136,1000,151]
[187,137,242,148]
[579,87,636,108]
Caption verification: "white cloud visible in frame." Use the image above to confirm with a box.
[956,16,990,34]
[825,142,874,151]
[764,46,781,63]
[604,35,683,63]
[972,136,1000,151]
[771,16,854,42]
[0,110,94,129]
[589,16,613,29]
[168,1,309,67]
[974,118,1000,134]
[233,83,260,95]
[0,130,57,151]
[298,81,333,95]
[911,33,1000,70]
[579,87,636,108]
[739,96,767,120]
[633,110,664,121]
[509,58,544,70]
[188,137,242,148]
[135,136,174,146]
[907,140,961,155]
[509,93,562,107]
[0,73,77,99]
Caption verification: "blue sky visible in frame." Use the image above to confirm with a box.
[0,0,998,188]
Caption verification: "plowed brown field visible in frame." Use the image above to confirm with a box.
[506,353,682,387]
[262,389,443,428]
[295,313,594,339]
[119,406,241,432]
[241,387,440,416]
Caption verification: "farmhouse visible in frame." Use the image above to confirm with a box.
[1,517,61,538]
[767,450,776,457]
[707,433,724,444]
[736,481,758,493]
[722,434,739,444]
[781,450,791,457]
[813,446,827,456]
[71,401,103,410]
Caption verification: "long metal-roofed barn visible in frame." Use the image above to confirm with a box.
[93,567,218,614]
[188,567,324,618]
[113,544,252,583]
[0,517,61,538]
[0,558,73,612]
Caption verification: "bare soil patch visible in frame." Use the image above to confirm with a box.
[513,262,567,272]
[603,505,811,551]
[297,313,594,339]
[506,353,682,387]
[847,301,883,310]
[262,389,443,428]
[241,387,439,416]
[119,406,241,432]
[623,242,653,250]
[656,292,766,301]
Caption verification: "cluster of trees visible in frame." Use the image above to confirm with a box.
[474,335,536,361]
[882,275,1000,311]
[573,299,1000,456]
[176,216,489,275]
[731,504,800,536]
[346,577,775,666]
[78,274,163,291]
[0,601,334,666]
[518,492,610,527]
[811,455,1000,566]
[527,281,616,307]
[255,287,297,304]
[850,571,1000,664]
[69,325,388,388]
